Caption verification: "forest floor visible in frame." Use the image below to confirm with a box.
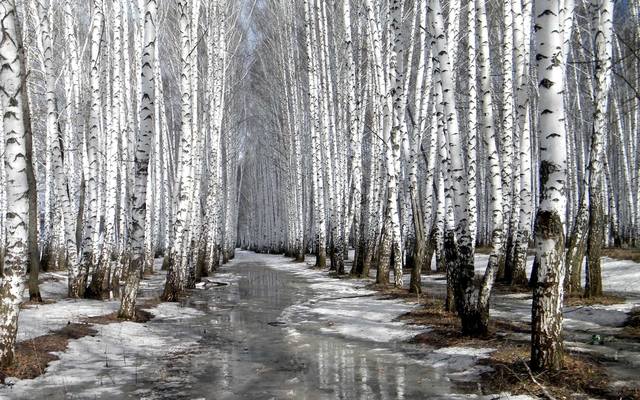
[374,254,640,399]
[0,251,638,399]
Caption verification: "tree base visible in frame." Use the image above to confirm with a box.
[29,291,43,303]
[460,310,490,337]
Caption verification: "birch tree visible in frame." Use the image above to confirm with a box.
[163,0,193,300]
[0,0,32,366]
[79,0,104,297]
[531,0,569,371]
[120,0,158,318]
[585,0,614,298]
[31,0,82,298]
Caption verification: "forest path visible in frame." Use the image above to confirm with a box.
[2,252,527,399]
[123,252,483,399]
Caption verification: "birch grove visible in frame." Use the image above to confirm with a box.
[0,0,639,377]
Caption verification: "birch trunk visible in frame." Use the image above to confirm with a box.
[163,0,193,300]
[79,0,105,298]
[531,0,569,371]
[0,1,32,366]
[120,0,157,318]
[585,0,613,298]
[33,0,81,298]
[304,0,326,269]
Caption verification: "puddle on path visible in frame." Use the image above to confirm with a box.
[124,261,474,399]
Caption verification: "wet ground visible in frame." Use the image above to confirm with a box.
[4,251,638,399]
[121,259,471,399]
[3,252,495,400]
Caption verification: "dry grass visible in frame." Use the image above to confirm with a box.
[372,285,433,304]
[368,282,639,399]
[1,303,157,384]
[0,323,97,384]
[399,298,637,399]
[492,282,533,296]
[20,299,56,309]
[139,296,163,309]
[564,294,627,307]
[602,247,640,263]
[481,344,640,400]
[83,308,154,324]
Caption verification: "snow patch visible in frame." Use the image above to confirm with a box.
[2,301,202,399]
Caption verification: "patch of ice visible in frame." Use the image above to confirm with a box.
[151,302,206,320]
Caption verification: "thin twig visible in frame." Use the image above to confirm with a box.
[521,360,557,400]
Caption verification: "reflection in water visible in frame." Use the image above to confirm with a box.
[396,365,406,399]
[125,261,465,399]
[311,340,410,400]
[359,355,370,399]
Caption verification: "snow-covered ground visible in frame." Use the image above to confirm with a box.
[4,251,638,399]
[468,253,640,295]
[418,253,640,390]
[3,261,206,399]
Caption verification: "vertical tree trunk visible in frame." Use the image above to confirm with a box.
[80,0,105,298]
[585,0,613,299]
[0,1,32,366]
[511,0,533,286]
[163,0,193,301]
[304,0,326,270]
[32,0,81,299]
[120,0,157,318]
[472,0,504,335]
[531,0,569,371]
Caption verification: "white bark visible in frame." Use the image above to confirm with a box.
[79,0,105,296]
[531,0,569,371]
[121,0,157,317]
[0,1,31,366]
[164,0,194,299]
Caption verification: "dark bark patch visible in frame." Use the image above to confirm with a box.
[625,307,640,328]
[539,161,560,191]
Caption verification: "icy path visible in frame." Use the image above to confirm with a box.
[0,251,527,400]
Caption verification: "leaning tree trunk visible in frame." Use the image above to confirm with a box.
[565,192,588,294]
[531,0,569,371]
[0,1,32,367]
